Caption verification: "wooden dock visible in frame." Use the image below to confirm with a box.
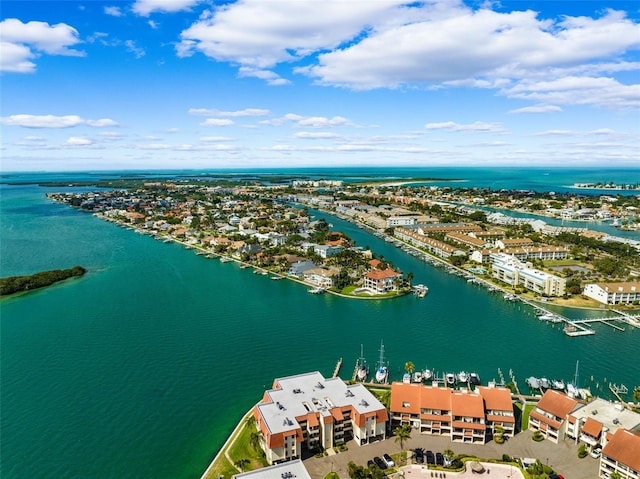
[332,357,342,378]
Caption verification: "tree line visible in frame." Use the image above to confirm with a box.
[1,266,86,296]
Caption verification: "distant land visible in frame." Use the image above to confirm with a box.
[1,266,86,296]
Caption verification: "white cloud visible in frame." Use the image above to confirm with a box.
[86,118,120,127]
[148,20,158,29]
[260,113,354,128]
[1,114,118,128]
[177,0,407,68]
[104,6,124,17]
[424,121,507,133]
[509,104,562,114]
[188,108,270,117]
[0,19,84,73]
[238,67,290,86]
[0,41,35,73]
[66,136,93,146]
[200,136,233,142]
[200,118,234,126]
[133,0,201,16]
[124,40,145,58]
[134,142,238,151]
[294,132,341,139]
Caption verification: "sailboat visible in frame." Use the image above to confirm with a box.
[356,344,369,381]
[567,360,581,399]
[375,340,388,383]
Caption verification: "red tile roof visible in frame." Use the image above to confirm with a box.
[581,417,603,438]
[536,390,578,419]
[602,428,640,471]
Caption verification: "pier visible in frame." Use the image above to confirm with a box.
[332,358,342,378]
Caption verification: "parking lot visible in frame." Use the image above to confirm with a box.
[302,430,600,479]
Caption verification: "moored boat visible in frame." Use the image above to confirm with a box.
[308,287,325,294]
[526,376,540,389]
[403,373,411,383]
[445,373,456,386]
[423,368,433,382]
[469,372,480,385]
[375,340,388,383]
[412,371,423,383]
[552,379,565,390]
[540,377,550,389]
[457,371,469,383]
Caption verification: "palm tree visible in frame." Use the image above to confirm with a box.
[249,430,263,452]
[245,415,256,429]
[234,458,250,473]
[404,361,415,375]
[443,448,455,466]
[394,423,412,453]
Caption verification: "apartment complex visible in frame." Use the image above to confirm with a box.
[491,253,566,296]
[528,390,579,443]
[583,282,640,305]
[599,429,640,479]
[395,228,465,258]
[253,372,387,465]
[471,246,569,264]
[389,382,515,444]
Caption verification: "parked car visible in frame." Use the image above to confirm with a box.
[383,453,395,467]
[367,460,375,469]
[590,446,602,459]
[413,449,424,463]
[425,450,435,465]
[373,457,388,470]
[548,475,565,479]
[436,452,444,466]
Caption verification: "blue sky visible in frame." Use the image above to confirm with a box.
[1,0,639,171]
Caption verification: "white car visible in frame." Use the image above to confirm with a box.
[590,446,602,459]
[382,454,395,467]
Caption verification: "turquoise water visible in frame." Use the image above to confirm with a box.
[1,172,639,479]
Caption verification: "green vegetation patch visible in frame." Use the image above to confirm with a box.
[1,266,86,296]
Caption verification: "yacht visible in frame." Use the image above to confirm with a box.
[469,372,481,386]
[412,370,423,383]
[403,373,411,383]
[445,373,456,387]
[356,345,368,381]
[457,371,469,383]
[552,379,565,390]
[540,378,550,389]
[423,368,433,382]
[526,376,540,389]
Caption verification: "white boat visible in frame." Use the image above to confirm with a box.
[308,287,325,294]
[375,341,388,383]
[423,369,433,381]
[540,378,550,389]
[538,313,557,322]
[457,371,469,383]
[552,379,565,390]
[567,383,580,398]
[445,373,456,386]
[526,376,540,389]
[469,372,480,385]
[356,345,368,381]
[403,373,411,383]
[220,257,232,263]
[412,284,429,298]
[412,371,423,383]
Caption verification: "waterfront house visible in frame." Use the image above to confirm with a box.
[363,268,403,294]
[303,267,339,288]
[253,372,387,465]
[583,282,640,305]
[289,260,318,278]
[599,428,640,479]
[528,390,579,443]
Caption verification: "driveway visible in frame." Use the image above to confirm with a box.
[303,430,599,479]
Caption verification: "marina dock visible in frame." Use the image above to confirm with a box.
[332,358,342,378]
